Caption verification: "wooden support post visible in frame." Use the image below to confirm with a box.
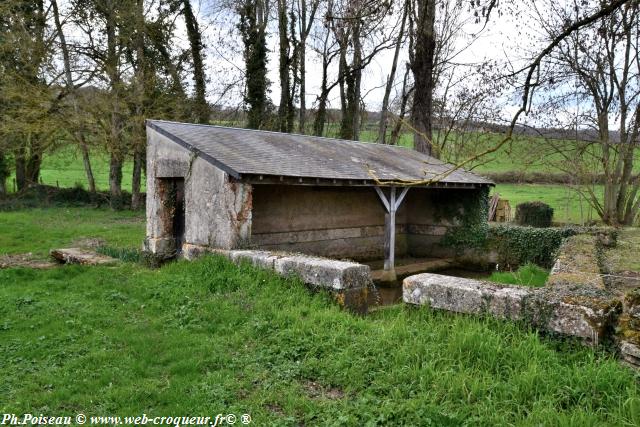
[375,186,410,282]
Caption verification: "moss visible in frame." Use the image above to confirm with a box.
[624,288,640,308]
[617,314,640,346]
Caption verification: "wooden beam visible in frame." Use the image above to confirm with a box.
[238,174,486,189]
[374,186,390,212]
[374,186,412,281]
[395,187,410,210]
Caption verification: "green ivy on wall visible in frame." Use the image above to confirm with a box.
[489,225,583,268]
[441,186,490,250]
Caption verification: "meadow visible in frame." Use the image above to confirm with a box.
[1,208,639,425]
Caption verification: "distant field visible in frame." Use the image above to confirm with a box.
[493,184,603,224]
[7,146,141,193]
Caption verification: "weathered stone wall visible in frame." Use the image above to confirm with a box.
[251,185,409,260]
[251,185,478,261]
[144,127,252,257]
[404,273,621,345]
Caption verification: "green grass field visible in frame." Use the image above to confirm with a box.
[0,208,144,259]
[1,208,639,425]
[492,184,603,224]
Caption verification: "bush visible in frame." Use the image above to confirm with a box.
[515,201,554,227]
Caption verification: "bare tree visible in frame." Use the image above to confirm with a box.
[378,0,408,144]
[531,0,640,225]
[182,0,210,124]
[51,0,96,193]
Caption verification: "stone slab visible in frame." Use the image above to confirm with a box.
[403,273,532,320]
[621,341,640,368]
[50,248,118,266]
[274,255,371,291]
[403,273,621,345]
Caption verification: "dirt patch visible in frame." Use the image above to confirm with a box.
[0,253,56,269]
[302,380,345,400]
[265,403,285,416]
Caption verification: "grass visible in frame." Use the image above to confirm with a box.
[1,207,640,425]
[2,258,640,425]
[489,263,549,287]
[0,207,145,259]
[606,228,640,273]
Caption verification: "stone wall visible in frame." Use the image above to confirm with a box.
[144,127,252,257]
[404,233,640,370]
[251,185,481,261]
[251,185,407,260]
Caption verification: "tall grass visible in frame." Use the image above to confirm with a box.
[489,262,549,287]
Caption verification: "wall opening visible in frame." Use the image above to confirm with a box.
[157,177,185,255]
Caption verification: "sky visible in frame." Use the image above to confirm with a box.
[198,0,531,115]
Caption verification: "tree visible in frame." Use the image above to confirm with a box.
[328,0,394,141]
[378,0,408,144]
[51,0,96,193]
[276,0,295,132]
[182,0,210,124]
[532,0,640,225]
[238,0,270,129]
[0,0,66,191]
[408,0,436,155]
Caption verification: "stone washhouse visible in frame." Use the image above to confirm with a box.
[144,120,493,282]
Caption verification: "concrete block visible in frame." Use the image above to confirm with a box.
[403,273,532,320]
[227,250,281,270]
[403,273,621,345]
[540,294,621,344]
[274,255,371,290]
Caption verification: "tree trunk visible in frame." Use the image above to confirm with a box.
[239,0,270,129]
[131,0,146,210]
[79,139,96,192]
[105,3,124,206]
[15,148,26,191]
[183,0,209,124]
[313,29,332,137]
[25,148,41,185]
[52,0,96,193]
[390,65,412,146]
[277,0,290,132]
[131,149,144,210]
[0,151,8,195]
[410,0,436,156]
[298,34,307,134]
[109,153,123,209]
[379,2,407,144]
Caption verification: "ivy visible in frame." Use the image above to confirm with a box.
[439,186,586,268]
[489,224,584,268]
[441,187,490,250]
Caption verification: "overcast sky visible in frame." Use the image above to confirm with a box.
[198,0,532,115]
